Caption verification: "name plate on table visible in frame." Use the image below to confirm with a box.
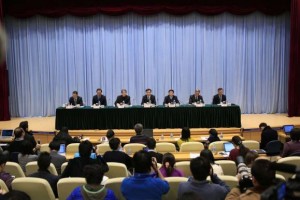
[165,103,179,107]
[66,105,75,109]
[143,103,155,108]
[193,103,205,107]
[92,105,104,109]
[117,104,131,108]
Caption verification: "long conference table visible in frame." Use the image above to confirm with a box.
[55,104,241,130]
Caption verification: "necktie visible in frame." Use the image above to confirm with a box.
[196,96,198,100]
[219,95,222,102]
[74,99,77,104]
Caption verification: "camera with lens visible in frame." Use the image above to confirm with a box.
[236,156,254,193]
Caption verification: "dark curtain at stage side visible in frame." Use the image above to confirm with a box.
[3,0,290,18]
[0,0,10,121]
[288,0,300,117]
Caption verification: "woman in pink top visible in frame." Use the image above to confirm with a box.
[159,153,184,177]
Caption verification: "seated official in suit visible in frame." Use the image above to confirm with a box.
[114,89,131,106]
[92,88,107,106]
[103,138,133,170]
[130,123,149,145]
[212,88,227,104]
[146,138,163,163]
[163,89,180,104]
[141,88,156,105]
[189,89,204,104]
[69,91,83,106]
[259,122,278,149]
[49,141,67,174]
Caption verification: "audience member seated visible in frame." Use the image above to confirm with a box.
[121,151,169,200]
[0,154,14,190]
[146,138,163,163]
[178,191,202,200]
[52,127,79,146]
[259,122,278,149]
[0,190,31,200]
[101,129,115,144]
[176,127,194,150]
[103,138,132,170]
[178,157,230,199]
[159,153,184,177]
[18,140,38,172]
[61,141,108,178]
[129,124,149,145]
[49,141,66,174]
[8,128,27,153]
[207,129,221,144]
[200,149,224,176]
[226,159,275,200]
[19,121,39,152]
[67,164,117,200]
[236,151,258,180]
[28,152,59,197]
[282,128,300,157]
[229,136,250,163]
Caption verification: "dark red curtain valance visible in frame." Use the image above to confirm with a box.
[3,0,290,18]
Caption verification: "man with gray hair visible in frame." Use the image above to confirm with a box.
[129,123,149,145]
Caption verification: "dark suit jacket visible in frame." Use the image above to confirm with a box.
[50,151,67,175]
[189,95,204,104]
[24,132,37,149]
[92,95,107,106]
[163,95,179,104]
[52,132,77,146]
[212,94,227,104]
[141,95,156,105]
[148,151,163,164]
[29,170,59,197]
[115,95,131,106]
[69,96,83,106]
[129,134,149,145]
[260,126,278,149]
[103,151,133,169]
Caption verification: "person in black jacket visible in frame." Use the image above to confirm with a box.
[52,127,78,146]
[92,88,107,106]
[163,89,180,104]
[19,121,38,150]
[141,88,156,105]
[259,122,278,149]
[115,89,131,106]
[207,129,221,144]
[146,138,163,164]
[129,124,149,145]
[61,140,108,178]
[103,138,132,170]
[69,91,83,106]
[189,89,204,104]
[212,88,227,104]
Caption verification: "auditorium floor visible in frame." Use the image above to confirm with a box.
[0,114,299,131]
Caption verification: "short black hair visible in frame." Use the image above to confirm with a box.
[190,157,211,181]
[0,154,8,165]
[96,88,102,92]
[145,88,152,92]
[134,123,143,134]
[259,122,267,129]
[19,121,29,131]
[14,127,24,139]
[109,138,121,151]
[146,138,156,149]
[121,89,127,93]
[251,159,275,187]
[209,129,218,137]
[200,149,215,164]
[72,91,78,95]
[106,129,115,140]
[20,140,33,155]
[244,151,259,166]
[83,164,104,185]
[2,190,31,200]
[290,128,300,141]
[49,141,60,151]
[60,127,69,134]
[217,88,223,91]
[79,141,93,158]
[168,89,174,93]
[133,150,152,173]
[181,127,191,140]
[38,152,51,171]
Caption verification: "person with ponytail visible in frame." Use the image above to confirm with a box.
[229,136,250,163]
[159,153,184,177]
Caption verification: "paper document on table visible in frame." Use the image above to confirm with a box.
[190,153,199,159]
[201,136,208,140]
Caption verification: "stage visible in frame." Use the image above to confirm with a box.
[0,114,299,131]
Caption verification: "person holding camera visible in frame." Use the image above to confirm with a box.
[226,159,276,200]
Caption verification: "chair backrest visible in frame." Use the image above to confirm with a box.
[105,162,128,178]
[105,177,125,200]
[40,144,50,153]
[277,157,300,180]
[180,142,204,152]
[66,143,80,155]
[5,162,25,178]
[243,140,260,150]
[12,177,56,200]
[215,160,237,176]
[289,151,300,156]
[208,141,227,151]
[57,177,86,200]
[265,140,282,156]
[0,179,9,193]
[156,143,176,154]
[207,175,238,189]
[25,161,58,176]
[162,177,188,200]
[123,144,146,154]
[61,162,68,174]
[174,161,191,177]
[275,174,286,182]
[96,143,111,155]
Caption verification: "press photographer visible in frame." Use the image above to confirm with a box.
[226,159,276,200]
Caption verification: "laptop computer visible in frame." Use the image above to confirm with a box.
[223,142,234,153]
[282,125,294,135]
[58,144,66,154]
[143,129,153,138]
[1,129,13,137]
